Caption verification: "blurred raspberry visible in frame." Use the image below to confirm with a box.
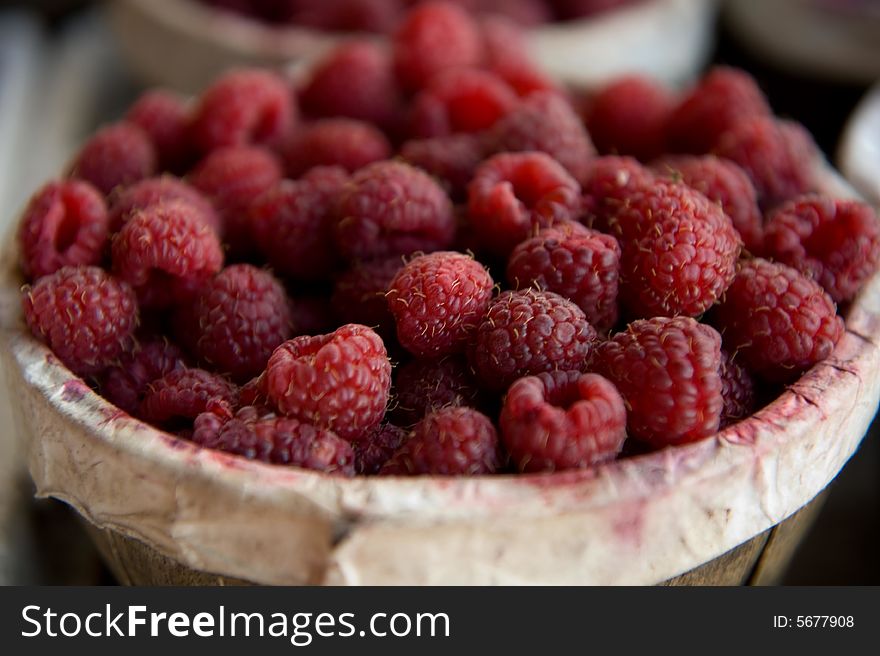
[284,118,391,178]
[719,350,755,428]
[551,0,635,19]
[108,175,221,235]
[331,256,404,337]
[69,122,157,196]
[126,89,195,172]
[101,338,187,415]
[479,15,559,97]
[290,295,339,336]
[283,0,404,32]
[399,133,486,201]
[353,422,409,475]
[392,355,483,426]
[140,368,239,426]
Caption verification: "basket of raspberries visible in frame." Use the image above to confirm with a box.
[1,1,878,585]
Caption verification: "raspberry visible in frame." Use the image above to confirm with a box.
[285,0,403,32]
[112,200,224,309]
[249,169,347,280]
[500,371,626,472]
[334,160,456,261]
[194,264,293,381]
[353,422,409,475]
[238,373,269,409]
[714,117,819,210]
[667,66,771,154]
[762,195,880,302]
[69,122,158,196]
[652,155,763,253]
[719,350,755,428]
[606,181,742,318]
[488,92,596,181]
[188,145,283,256]
[265,324,392,440]
[507,226,620,332]
[108,176,221,235]
[579,155,655,231]
[466,0,551,25]
[392,2,483,93]
[18,180,108,280]
[125,89,195,173]
[192,406,355,475]
[392,355,483,426]
[467,151,582,257]
[191,68,295,153]
[470,289,597,391]
[399,133,485,201]
[331,256,404,336]
[479,15,559,98]
[710,258,845,383]
[140,368,238,426]
[408,68,518,138]
[101,338,187,415]
[22,266,138,377]
[586,75,674,162]
[299,41,401,129]
[283,119,391,178]
[387,251,494,357]
[593,316,724,447]
[380,407,501,476]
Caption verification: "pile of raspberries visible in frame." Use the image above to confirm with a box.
[16,1,880,478]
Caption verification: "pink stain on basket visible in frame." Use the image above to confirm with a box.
[60,379,89,403]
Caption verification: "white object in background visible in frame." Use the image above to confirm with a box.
[839,83,880,207]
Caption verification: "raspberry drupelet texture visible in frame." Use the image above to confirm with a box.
[112,200,224,309]
[22,265,138,377]
[500,370,627,472]
[399,133,486,202]
[191,68,295,153]
[108,175,221,235]
[331,256,404,337]
[125,89,194,173]
[69,122,158,196]
[652,155,764,253]
[762,195,880,303]
[710,258,845,383]
[593,316,724,447]
[387,251,495,358]
[101,338,187,415]
[192,406,356,475]
[265,324,392,441]
[714,116,818,210]
[579,155,655,231]
[666,66,771,155]
[606,180,742,318]
[507,226,621,332]
[194,264,293,381]
[353,422,409,475]
[18,180,108,280]
[719,350,756,428]
[380,407,502,476]
[140,367,239,426]
[470,289,597,391]
[467,151,583,257]
[283,118,392,178]
[334,160,456,261]
[392,355,483,426]
[392,1,483,93]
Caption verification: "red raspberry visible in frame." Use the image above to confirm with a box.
[479,15,559,98]
[710,258,845,383]
[606,181,742,318]
[194,264,293,381]
[331,256,404,336]
[392,2,483,93]
[140,368,239,426]
[593,316,724,447]
[265,324,392,440]
[470,289,597,391]
[507,226,620,332]
[22,266,138,377]
[719,350,755,428]
[334,160,456,261]
[488,92,596,181]
[192,406,355,475]
[250,169,347,281]
[500,371,626,472]
[283,119,391,178]
[652,155,763,253]
[353,422,409,475]
[125,89,195,173]
[466,0,551,25]
[69,122,158,196]
[112,200,224,309]
[108,176,221,235]
[392,355,483,426]
[101,338,187,415]
[238,373,269,409]
[579,155,655,231]
[380,407,501,476]
[18,180,108,280]
[762,195,880,302]
[714,117,819,209]
[191,68,295,153]
[299,41,401,129]
[586,75,674,162]
[387,251,494,357]
[408,68,518,138]
[467,151,583,257]
[667,66,771,154]
[284,0,403,32]
[399,133,486,201]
